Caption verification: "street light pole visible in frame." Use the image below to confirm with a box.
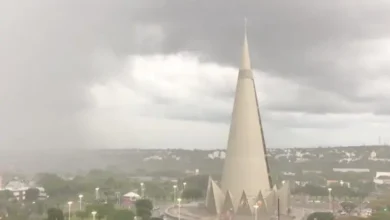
[340,181,345,201]
[277,197,280,220]
[115,192,120,205]
[78,194,83,210]
[328,188,333,213]
[182,182,187,198]
[177,198,182,220]
[253,204,259,220]
[95,188,99,200]
[173,185,177,203]
[140,182,145,198]
[91,211,97,220]
[67,201,73,220]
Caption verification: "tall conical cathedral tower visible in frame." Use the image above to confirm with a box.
[220,19,272,206]
[205,22,290,219]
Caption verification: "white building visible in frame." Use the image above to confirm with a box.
[333,168,370,173]
[2,179,47,200]
[374,172,390,185]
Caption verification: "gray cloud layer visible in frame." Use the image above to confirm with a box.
[145,1,390,107]
[1,0,390,149]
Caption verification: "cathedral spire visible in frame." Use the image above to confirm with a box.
[205,17,290,218]
[240,18,251,70]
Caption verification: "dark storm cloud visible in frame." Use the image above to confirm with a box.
[1,0,390,149]
[137,0,390,110]
[265,86,372,114]
[0,0,147,149]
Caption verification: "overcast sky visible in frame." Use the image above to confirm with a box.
[1,0,390,149]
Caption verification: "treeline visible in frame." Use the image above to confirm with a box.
[33,170,207,207]
[47,199,159,220]
[292,184,371,198]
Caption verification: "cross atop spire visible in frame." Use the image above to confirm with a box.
[240,17,251,70]
[244,17,248,37]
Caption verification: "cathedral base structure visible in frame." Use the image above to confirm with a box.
[165,182,293,220]
[204,177,291,220]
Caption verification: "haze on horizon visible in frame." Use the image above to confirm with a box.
[2,0,390,150]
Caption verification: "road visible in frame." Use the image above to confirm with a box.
[153,202,173,217]
[163,199,333,220]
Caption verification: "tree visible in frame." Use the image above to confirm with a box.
[75,211,89,220]
[182,188,203,200]
[85,203,115,220]
[340,201,357,214]
[108,209,135,220]
[370,211,390,220]
[0,190,13,201]
[25,188,40,202]
[36,173,70,197]
[135,199,153,220]
[47,208,64,220]
[336,216,365,220]
[32,201,45,215]
[181,175,209,191]
[368,196,390,212]
[141,182,167,199]
[293,184,327,197]
[307,212,334,220]
[328,185,357,198]
[63,212,74,220]
[6,202,22,218]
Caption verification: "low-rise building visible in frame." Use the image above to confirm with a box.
[1,179,47,200]
[122,192,140,207]
[373,172,390,185]
[333,168,370,173]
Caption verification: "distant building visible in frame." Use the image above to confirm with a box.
[368,151,390,162]
[374,172,390,185]
[294,181,309,186]
[1,179,47,201]
[326,180,339,186]
[333,168,370,173]
[374,176,390,185]
[282,172,296,176]
[302,170,322,174]
[132,176,175,182]
[121,192,140,207]
[326,180,351,188]
[185,169,200,175]
[375,172,390,178]
[370,151,377,159]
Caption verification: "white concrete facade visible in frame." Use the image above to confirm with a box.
[220,30,271,208]
[205,27,290,218]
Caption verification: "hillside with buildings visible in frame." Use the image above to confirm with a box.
[0,145,390,177]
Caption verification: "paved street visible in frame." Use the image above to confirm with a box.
[164,201,323,220]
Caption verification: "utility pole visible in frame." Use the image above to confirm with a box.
[277,197,280,220]
[115,192,120,205]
